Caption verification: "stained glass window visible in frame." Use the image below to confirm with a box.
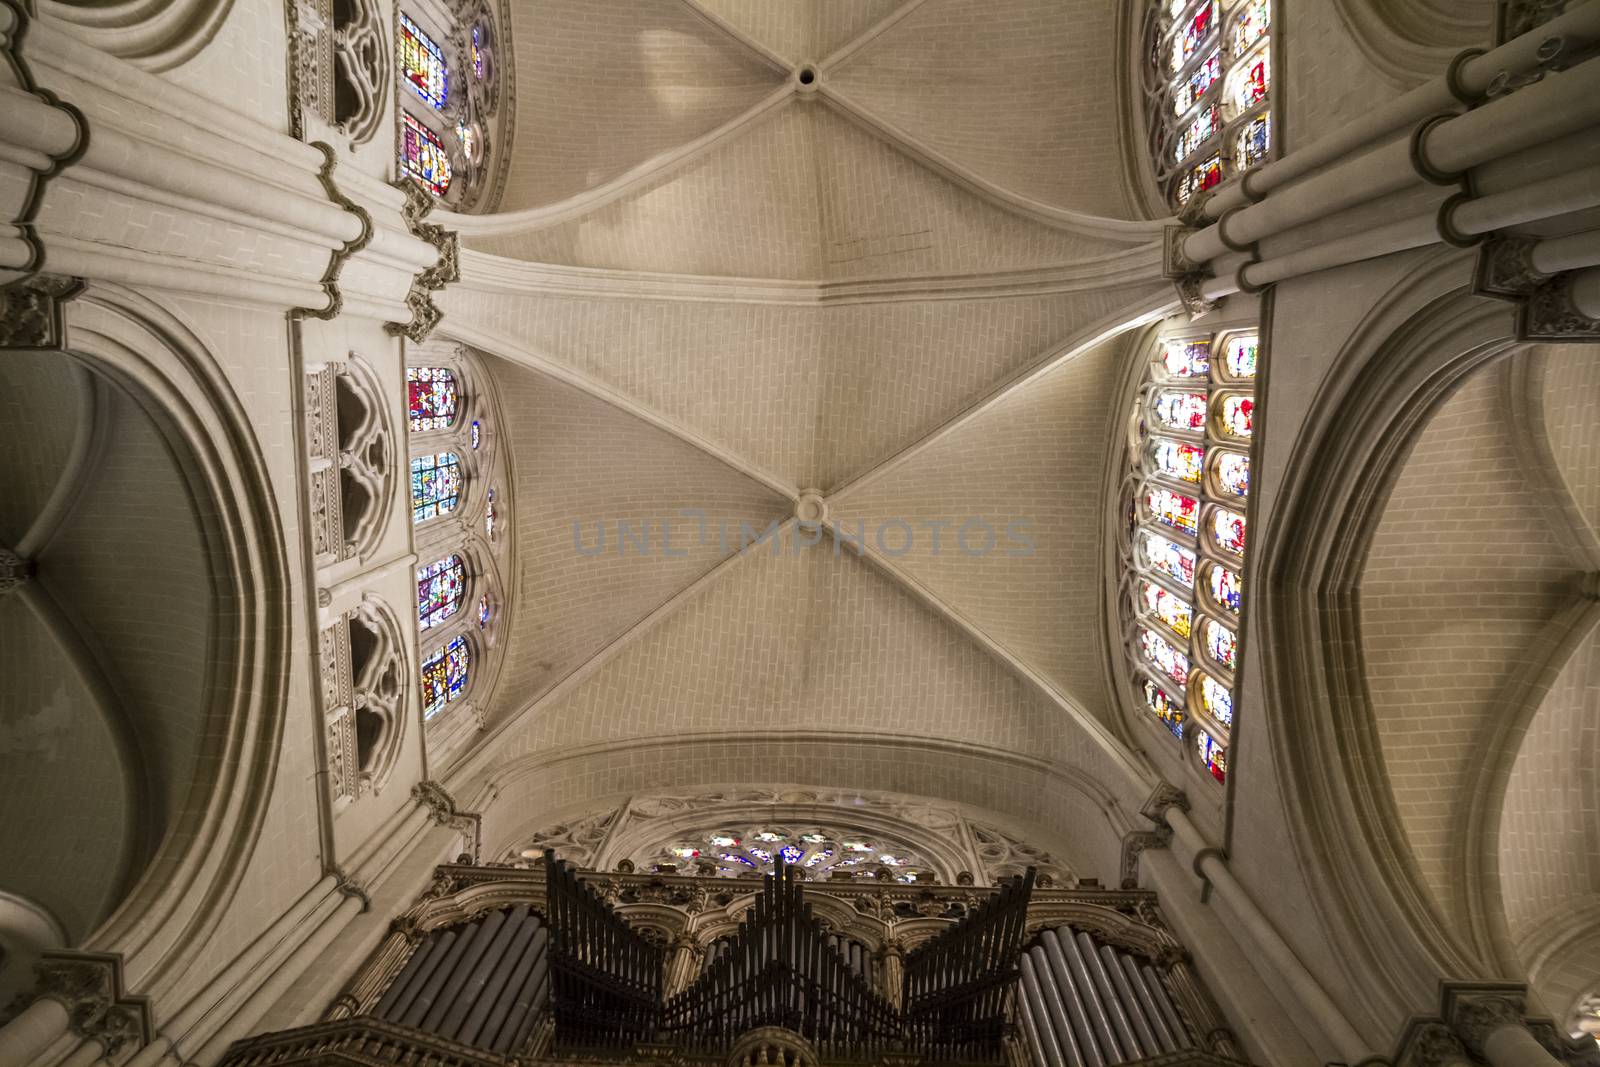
[1143,678,1186,737]
[1145,486,1200,536]
[400,13,448,109]
[407,366,458,431]
[1142,580,1193,638]
[1214,451,1250,497]
[1212,507,1246,556]
[417,554,466,630]
[1161,339,1211,379]
[639,825,935,883]
[1219,394,1254,438]
[1154,389,1209,432]
[1175,155,1224,205]
[1174,105,1221,163]
[485,487,497,541]
[477,593,491,629]
[1139,627,1189,687]
[1171,1,1219,72]
[411,451,461,523]
[1232,50,1269,111]
[1207,562,1243,615]
[1203,618,1237,671]
[402,113,451,196]
[1236,113,1271,168]
[1231,0,1269,54]
[470,419,482,449]
[1152,438,1205,484]
[1196,729,1228,782]
[1223,335,1258,380]
[472,24,485,79]
[1172,51,1222,115]
[1141,531,1197,588]
[456,120,476,163]
[1199,674,1234,727]
[421,635,469,719]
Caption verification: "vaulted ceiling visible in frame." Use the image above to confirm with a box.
[435,0,1178,880]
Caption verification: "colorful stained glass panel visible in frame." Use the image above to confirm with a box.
[1236,113,1271,168]
[1200,674,1234,727]
[1173,50,1222,115]
[421,635,469,719]
[411,451,461,523]
[1196,729,1227,782]
[1153,389,1208,432]
[1219,394,1254,438]
[407,366,457,431]
[472,24,485,79]
[1232,0,1269,55]
[1170,0,1218,72]
[1139,627,1190,686]
[1232,50,1269,111]
[1142,580,1193,638]
[1203,617,1237,671]
[1223,335,1258,380]
[1153,438,1205,484]
[400,13,448,109]
[1207,562,1243,615]
[1143,678,1185,738]
[477,593,491,629]
[402,113,452,196]
[1161,339,1211,379]
[485,486,497,541]
[1144,486,1200,536]
[1174,105,1221,163]
[1212,506,1246,556]
[1141,531,1197,588]
[417,554,465,630]
[1215,451,1249,497]
[1175,155,1224,205]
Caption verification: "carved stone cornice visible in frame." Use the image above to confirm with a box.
[33,952,152,1058]
[299,142,374,321]
[0,274,82,349]
[385,180,460,343]
[411,779,483,862]
[1518,272,1600,342]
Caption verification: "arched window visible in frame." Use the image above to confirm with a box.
[399,13,448,109]
[421,634,470,719]
[638,825,938,884]
[417,554,466,630]
[411,451,461,523]
[1145,0,1274,210]
[402,114,452,196]
[408,366,459,431]
[1118,329,1258,784]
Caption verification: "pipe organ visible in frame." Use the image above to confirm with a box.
[217,860,1243,1067]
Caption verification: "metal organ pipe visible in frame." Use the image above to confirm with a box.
[1030,944,1089,1067]
[1041,931,1107,1067]
[1076,932,1143,1059]
[1119,955,1180,1054]
[1100,945,1160,1057]
[1020,953,1072,1067]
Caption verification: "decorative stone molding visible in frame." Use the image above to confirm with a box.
[300,144,375,321]
[306,355,393,564]
[1450,992,1526,1058]
[0,545,35,596]
[32,952,152,1058]
[320,616,357,803]
[385,182,461,343]
[412,780,484,862]
[331,866,372,914]
[1140,782,1191,823]
[331,0,389,145]
[1163,225,1203,277]
[0,275,81,349]
[1395,1021,1470,1067]
[1119,827,1172,890]
[1519,273,1600,342]
[1176,275,1221,316]
[727,1027,819,1067]
[287,0,334,137]
[1474,237,1551,299]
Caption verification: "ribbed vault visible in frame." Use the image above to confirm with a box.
[444,0,1174,883]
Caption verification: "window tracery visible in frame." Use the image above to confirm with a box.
[394,3,502,209]
[1117,329,1259,785]
[639,825,939,884]
[305,355,394,566]
[406,349,511,748]
[1145,0,1274,211]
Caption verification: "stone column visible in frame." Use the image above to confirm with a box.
[664,935,703,998]
[879,939,905,1010]
[1451,993,1567,1067]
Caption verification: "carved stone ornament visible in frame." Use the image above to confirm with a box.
[1164,224,1203,277]
[0,545,35,596]
[1176,275,1221,316]
[385,180,460,342]
[412,779,458,823]
[1119,827,1173,890]
[1397,1021,1469,1067]
[1519,273,1600,343]
[34,953,152,1058]
[1451,994,1525,1057]
[1474,236,1550,299]
[727,1026,820,1067]
[0,275,82,349]
[1140,782,1191,823]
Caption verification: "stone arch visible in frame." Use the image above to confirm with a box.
[5,281,292,1011]
[1254,249,1527,1032]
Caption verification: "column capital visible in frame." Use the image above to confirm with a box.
[1441,983,1527,1058]
[1140,782,1191,823]
[31,952,152,1059]
[1118,827,1172,889]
